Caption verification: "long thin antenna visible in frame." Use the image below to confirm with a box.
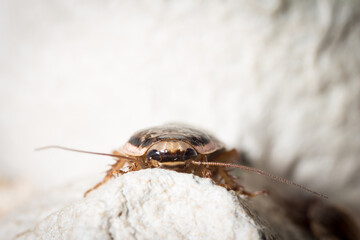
[191,161,328,199]
[35,145,136,162]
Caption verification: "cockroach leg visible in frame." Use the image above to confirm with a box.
[209,149,244,189]
[216,166,268,197]
[84,172,113,197]
[217,167,239,189]
[84,155,137,197]
[216,181,268,197]
[236,189,269,197]
[202,167,212,178]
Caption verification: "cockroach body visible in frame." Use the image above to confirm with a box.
[37,123,327,199]
[96,123,254,197]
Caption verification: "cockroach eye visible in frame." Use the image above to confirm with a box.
[184,148,197,160]
[146,149,161,161]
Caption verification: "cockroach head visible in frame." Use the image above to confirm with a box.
[145,141,198,164]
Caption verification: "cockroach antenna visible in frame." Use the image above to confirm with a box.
[35,145,137,162]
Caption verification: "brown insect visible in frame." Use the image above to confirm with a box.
[37,123,327,199]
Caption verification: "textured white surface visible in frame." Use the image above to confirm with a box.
[1,0,360,220]
[1,169,262,240]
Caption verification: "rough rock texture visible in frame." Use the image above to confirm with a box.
[0,169,273,240]
[2,169,360,240]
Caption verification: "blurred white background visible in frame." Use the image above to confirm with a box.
[1,0,360,217]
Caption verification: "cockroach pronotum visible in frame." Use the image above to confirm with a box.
[36,123,327,199]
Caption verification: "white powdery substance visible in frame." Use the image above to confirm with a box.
[13,169,262,240]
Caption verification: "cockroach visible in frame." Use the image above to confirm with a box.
[36,123,327,199]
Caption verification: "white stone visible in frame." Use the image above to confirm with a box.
[2,169,264,240]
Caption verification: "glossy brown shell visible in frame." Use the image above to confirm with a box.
[122,123,224,156]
